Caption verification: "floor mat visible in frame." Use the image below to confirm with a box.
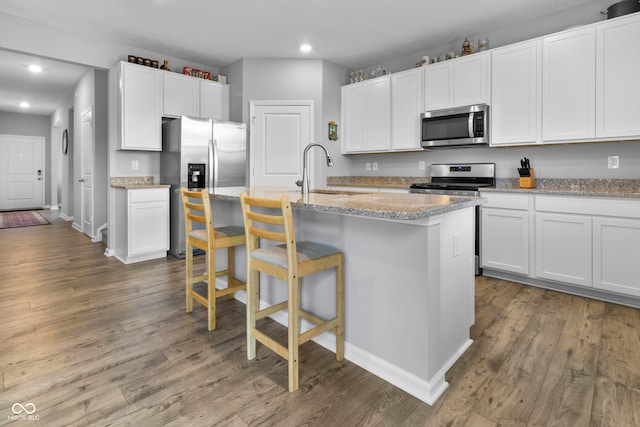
[0,210,50,229]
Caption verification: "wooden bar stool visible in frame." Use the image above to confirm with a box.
[240,192,344,392]
[181,188,246,331]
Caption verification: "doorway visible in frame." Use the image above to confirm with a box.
[249,101,314,187]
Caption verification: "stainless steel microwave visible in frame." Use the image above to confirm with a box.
[421,104,489,149]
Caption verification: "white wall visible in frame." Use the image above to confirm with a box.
[51,95,74,216]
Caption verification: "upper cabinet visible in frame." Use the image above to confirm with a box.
[391,68,423,151]
[490,40,541,146]
[423,52,490,111]
[342,76,391,153]
[596,14,640,138]
[542,13,640,143]
[200,80,230,121]
[542,26,596,142]
[163,72,200,118]
[115,61,231,151]
[163,73,230,121]
[115,62,163,151]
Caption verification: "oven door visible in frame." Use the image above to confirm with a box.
[421,104,488,148]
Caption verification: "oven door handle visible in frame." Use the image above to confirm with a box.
[468,113,474,138]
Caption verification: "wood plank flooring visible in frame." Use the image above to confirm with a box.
[1,211,639,426]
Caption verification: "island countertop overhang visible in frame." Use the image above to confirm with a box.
[208,186,485,220]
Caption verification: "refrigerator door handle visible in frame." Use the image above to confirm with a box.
[209,138,218,188]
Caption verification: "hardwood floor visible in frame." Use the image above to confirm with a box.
[1,211,639,426]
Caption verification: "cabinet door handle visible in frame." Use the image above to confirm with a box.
[78,179,85,182]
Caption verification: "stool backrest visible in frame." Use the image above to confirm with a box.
[181,188,214,243]
[240,193,297,270]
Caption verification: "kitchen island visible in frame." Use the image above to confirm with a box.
[207,186,485,405]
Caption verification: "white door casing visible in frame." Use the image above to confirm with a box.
[81,108,94,238]
[249,101,313,187]
[0,134,44,211]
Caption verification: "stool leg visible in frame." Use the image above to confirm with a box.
[227,247,235,300]
[336,255,345,361]
[185,242,194,314]
[288,276,300,392]
[247,267,259,360]
[207,249,216,331]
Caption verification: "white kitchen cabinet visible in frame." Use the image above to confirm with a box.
[490,40,541,146]
[163,74,230,121]
[535,212,592,287]
[542,26,596,142]
[115,62,163,150]
[391,68,423,151]
[593,217,640,296]
[163,72,200,118]
[423,62,452,111]
[341,77,390,153]
[200,80,230,121]
[126,188,169,263]
[480,193,530,275]
[423,52,489,111]
[596,13,640,139]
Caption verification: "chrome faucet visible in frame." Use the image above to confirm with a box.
[297,143,334,196]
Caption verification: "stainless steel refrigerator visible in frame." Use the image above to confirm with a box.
[161,115,247,258]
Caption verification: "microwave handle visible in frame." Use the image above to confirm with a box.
[468,113,474,138]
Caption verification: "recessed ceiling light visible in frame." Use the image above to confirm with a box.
[19,102,30,108]
[28,65,42,73]
[300,44,312,53]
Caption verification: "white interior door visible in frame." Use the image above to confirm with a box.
[249,101,313,187]
[81,109,94,238]
[0,134,44,211]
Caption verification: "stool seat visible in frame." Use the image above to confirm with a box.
[251,241,341,268]
[240,192,345,392]
[181,188,246,331]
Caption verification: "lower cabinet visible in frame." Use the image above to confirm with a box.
[535,212,592,287]
[115,188,169,264]
[481,191,640,302]
[593,217,640,296]
[481,207,529,275]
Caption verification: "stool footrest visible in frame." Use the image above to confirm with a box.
[250,327,288,359]
[256,301,288,320]
[299,317,339,345]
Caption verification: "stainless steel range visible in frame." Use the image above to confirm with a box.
[409,163,495,197]
[410,163,495,275]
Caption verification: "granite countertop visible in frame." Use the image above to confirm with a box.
[209,186,484,220]
[110,176,171,189]
[483,178,640,199]
[327,176,640,199]
[327,176,426,189]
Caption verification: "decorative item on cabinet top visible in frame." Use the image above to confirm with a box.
[128,54,159,68]
[183,66,210,80]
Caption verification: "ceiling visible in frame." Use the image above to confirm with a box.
[0,0,604,116]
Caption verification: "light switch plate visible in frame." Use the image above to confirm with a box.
[372,162,378,171]
[608,156,619,169]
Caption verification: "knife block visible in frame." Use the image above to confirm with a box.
[519,168,536,188]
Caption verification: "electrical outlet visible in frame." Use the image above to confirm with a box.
[608,156,619,169]
[418,161,425,170]
[453,234,460,257]
[132,160,139,170]
[365,162,371,171]
[372,162,378,171]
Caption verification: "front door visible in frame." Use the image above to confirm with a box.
[0,134,44,211]
[81,109,94,238]
[249,101,313,187]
